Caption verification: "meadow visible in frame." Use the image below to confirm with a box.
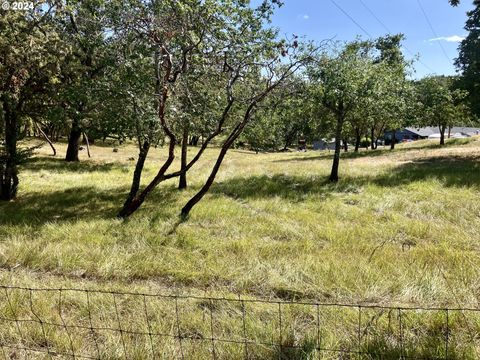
[0,137,479,359]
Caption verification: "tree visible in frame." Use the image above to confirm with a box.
[455,0,480,118]
[416,76,470,145]
[371,34,411,150]
[111,0,313,218]
[57,0,112,162]
[113,0,225,218]
[0,4,63,200]
[171,70,225,189]
[242,75,314,152]
[180,50,310,216]
[309,44,377,182]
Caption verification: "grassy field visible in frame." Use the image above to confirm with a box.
[0,137,479,358]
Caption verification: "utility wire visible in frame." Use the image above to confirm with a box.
[359,0,437,74]
[358,0,391,34]
[329,0,372,38]
[416,0,452,63]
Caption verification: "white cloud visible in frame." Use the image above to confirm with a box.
[297,14,309,20]
[429,35,465,43]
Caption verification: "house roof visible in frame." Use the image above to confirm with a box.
[405,127,437,137]
[405,126,480,137]
[450,127,480,135]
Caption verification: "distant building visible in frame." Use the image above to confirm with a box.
[385,127,480,144]
[313,139,336,151]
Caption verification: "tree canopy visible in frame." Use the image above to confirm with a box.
[0,0,476,216]
[454,0,480,117]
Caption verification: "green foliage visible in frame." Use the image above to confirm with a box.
[0,3,66,198]
[306,36,412,154]
[415,76,471,141]
[52,0,117,143]
[311,46,375,117]
[455,0,480,117]
[242,75,315,151]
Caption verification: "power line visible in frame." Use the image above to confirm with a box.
[416,0,452,63]
[358,0,391,34]
[330,0,437,74]
[358,0,436,74]
[329,0,372,38]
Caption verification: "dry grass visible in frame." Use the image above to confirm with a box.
[0,137,479,358]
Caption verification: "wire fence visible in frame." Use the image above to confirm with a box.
[0,285,479,359]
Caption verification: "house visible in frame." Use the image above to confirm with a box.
[313,139,336,151]
[385,126,480,144]
[448,127,480,137]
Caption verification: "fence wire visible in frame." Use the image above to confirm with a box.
[0,285,479,359]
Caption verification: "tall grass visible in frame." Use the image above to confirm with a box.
[0,137,479,358]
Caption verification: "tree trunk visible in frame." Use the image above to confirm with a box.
[118,138,175,218]
[65,118,82,162]
[448,126,452,139]
[390,129,396,150]
[178,125,188,190]
[371,127,375,150]
[181,143,229,217]
[1,101,19,201]
[343,139,348,152]
[120,140,151,213]
[83,132,91,158]
[189,135,200,146]
[440,125,446,146]
[181,100,259,217]
[34,122,56,156]
[354,128,361,152]
[329,112,344,183]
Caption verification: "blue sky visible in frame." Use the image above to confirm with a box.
[259,0,473,78]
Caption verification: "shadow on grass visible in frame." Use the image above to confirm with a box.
[4,153,478,227]
[274,138,478,163]
[0,185,178,227]
[212,174,366,201]
[375,155,480,188]
[0,187,126,226]
[23,156,129,173]
[213,155,480,201]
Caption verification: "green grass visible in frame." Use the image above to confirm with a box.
[0,137,479,358]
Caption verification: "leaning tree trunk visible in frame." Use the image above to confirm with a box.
[65,117,82,162]
[34,121,56,156]
[181,100,259,217]
[178,125,189,190]
[180,118,245,216]
[390,129,396,150]
[121,140,151,212]
[181,144,229,217]
[82,132,91,158]
[1,101,19,201]
[354,128,361,152]
[329,112,344,183]
[118,138,175,218]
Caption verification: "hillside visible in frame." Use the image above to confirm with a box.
[0,138,479,358]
